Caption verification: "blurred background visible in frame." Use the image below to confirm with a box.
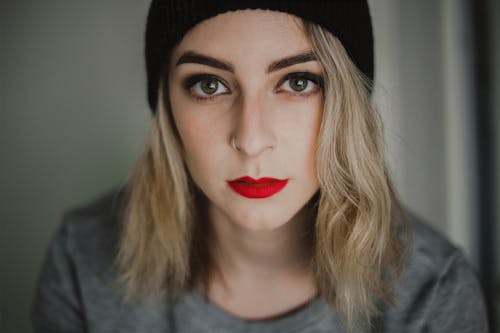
[0,0,498,332]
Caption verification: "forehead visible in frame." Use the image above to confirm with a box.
[170,9,311,68]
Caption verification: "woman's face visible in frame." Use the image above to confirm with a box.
[167,9,323,231]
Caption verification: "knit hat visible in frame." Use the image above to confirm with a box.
[145,0,373,112]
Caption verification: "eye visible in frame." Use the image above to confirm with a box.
[277,72,323,95]
[183,74,230,99]
[286,77,309,92]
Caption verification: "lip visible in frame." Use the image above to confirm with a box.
[227,176,289,199]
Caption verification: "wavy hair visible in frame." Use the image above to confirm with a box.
[117,18,408,330]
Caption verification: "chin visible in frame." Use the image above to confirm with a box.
[238,220,285,231]
[231,208,296,232]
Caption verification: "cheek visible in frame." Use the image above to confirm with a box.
[171,111,228,187]
[282,102,322,167]
[170,97,212,160]
[178,117,212,165]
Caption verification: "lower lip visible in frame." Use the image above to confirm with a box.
[227,179,289,199]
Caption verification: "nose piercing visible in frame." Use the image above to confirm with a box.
[231,136,241,151]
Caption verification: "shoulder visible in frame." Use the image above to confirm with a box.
[33,186,171,332]
[61,185,126,240]
[406,210,459,274]
[382,209,489,332]
[44,185,128,288]
[53,187,126,275]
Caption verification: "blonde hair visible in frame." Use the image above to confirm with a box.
[117,18,408,329]
[303,21,407,327]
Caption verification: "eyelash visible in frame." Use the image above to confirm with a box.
[182,72,324,102]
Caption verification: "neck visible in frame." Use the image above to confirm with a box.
[206,201,316,291]
[197,201,318,319]
[214,207,314,274]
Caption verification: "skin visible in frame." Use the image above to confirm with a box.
[167,9,324,319]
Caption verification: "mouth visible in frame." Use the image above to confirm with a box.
[227,176,289,199]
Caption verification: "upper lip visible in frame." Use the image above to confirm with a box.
[227,176,286,184]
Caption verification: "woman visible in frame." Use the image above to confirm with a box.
[33,0,489,332]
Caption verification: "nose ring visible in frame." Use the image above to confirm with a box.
[231,136,241,151]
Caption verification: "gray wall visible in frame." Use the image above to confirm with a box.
[372,0,480,262]
[1,1,151,332]
[0,1,489,332]
[371,0,449,238]
[494,0,500,267]
[492,0,500,325]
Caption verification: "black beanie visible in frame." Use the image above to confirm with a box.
[145,0,373,112]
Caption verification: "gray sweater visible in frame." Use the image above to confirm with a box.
[32,188,489,332]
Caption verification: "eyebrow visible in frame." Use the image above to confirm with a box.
[267,51,317,73]
[175,50,317,73]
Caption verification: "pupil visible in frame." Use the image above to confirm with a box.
[291,78,307,91]
[201,79,218,94]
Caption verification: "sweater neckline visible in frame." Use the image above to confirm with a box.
[176,288,332,332]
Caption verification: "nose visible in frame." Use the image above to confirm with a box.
[231,93,276,157]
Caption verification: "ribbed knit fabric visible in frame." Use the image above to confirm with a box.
[145,0,373,112]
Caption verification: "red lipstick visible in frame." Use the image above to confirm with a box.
[227,176,288,199]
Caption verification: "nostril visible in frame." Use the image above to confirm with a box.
[231,136,242,151]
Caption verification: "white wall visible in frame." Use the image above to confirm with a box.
[370,0,477,260]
